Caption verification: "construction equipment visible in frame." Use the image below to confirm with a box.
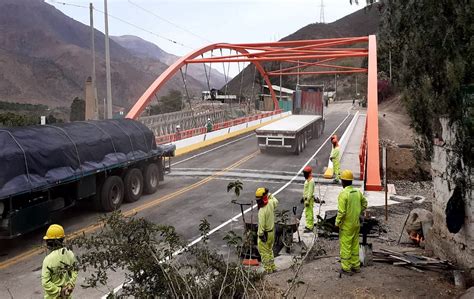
[359,216,374,266]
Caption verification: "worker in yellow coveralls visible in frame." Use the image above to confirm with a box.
[256,187,279,273]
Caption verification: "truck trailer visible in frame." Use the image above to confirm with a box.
[256,85,325,154]
[0,119,175,239]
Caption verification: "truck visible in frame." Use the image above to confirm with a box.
[0,119,175,239]
[256,85,325,155]
[202,89,237,102]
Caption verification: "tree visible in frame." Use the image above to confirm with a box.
[70,97,85,121]
[149,89,183,115]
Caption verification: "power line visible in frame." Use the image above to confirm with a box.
[127,0,212,43]
[46,0,193,49]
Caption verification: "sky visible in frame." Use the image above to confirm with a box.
[47,0,363,76]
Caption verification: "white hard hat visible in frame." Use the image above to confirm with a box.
[176,125,181,129]
[208,118,211,121]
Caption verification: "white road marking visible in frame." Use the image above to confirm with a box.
[172,133,255,166]
[104,111,353,298]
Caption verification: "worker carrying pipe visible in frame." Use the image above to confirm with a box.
[255,187,279,273]
[300,166,315,232]
[330,135,341,183]
[335,170,368,275]
[41,224,78,299]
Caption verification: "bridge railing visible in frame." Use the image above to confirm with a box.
[155,109,283,145]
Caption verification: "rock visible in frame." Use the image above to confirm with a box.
[459,286,474,298]
[390,195,414,203]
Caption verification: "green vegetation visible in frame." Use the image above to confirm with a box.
[378,0,473,189]
[70,97,85,122]
[149,89,183,115]
[0,101,48,112]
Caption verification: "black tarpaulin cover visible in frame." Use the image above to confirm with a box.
[0,119,175,199]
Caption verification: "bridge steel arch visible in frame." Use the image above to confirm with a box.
[126,35,381,191]
[126,44,279,120]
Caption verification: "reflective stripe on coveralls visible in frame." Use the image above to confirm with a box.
[336,186,368,271]
[258,193,279,272]
[42,247,78,299]
[303,177,315,230]
[330,146,341,180]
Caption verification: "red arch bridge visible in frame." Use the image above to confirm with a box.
[126,35,382,191]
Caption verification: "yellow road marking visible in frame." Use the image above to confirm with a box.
[175,115,288,156]
[0,150,259,270]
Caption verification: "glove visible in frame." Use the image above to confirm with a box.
[300,197,305,204]
[259,231,268,243]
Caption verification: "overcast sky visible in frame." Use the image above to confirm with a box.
[47,0,363,76]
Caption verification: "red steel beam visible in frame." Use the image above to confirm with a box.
[232,36,368,47]
[365,35,382,191]
[186,52,368,64]
[126,44,278,119]
[267,70,367,76]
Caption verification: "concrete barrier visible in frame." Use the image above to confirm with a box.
[171,111,292,156]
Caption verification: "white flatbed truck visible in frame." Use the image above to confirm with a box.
[256,85,325,155]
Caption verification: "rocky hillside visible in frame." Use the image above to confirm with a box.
[0,0,204,110]
[112,35,228,89]
[226,4,381,97]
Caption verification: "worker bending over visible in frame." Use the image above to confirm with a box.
[330,135,341,183]
[301,166,315,232]
[42,224,78,299]
[256,187,279,273]
[335,170,368,275]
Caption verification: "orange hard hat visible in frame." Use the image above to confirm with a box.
[303,166,312,173]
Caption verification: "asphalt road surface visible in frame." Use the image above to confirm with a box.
[0,102,354,298]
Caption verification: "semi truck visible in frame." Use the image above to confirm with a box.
[256,85,325,154]
[0,119,175,239]
[202,89,237,102]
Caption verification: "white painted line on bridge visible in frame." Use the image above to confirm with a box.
[104,110,353,298]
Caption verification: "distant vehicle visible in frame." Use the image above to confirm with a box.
[256,85,325,155]
[0,119,175,239]
[202,89,237,103]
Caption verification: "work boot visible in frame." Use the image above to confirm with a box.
[352,268,361,273]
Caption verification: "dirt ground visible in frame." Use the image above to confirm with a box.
[377,96,430,180]
[266,180,463,298]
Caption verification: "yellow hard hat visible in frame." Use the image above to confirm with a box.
[340,169,354,181]
[43,224,65,240]
[255,187,266,198]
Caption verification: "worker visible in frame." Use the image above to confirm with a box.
[256,187,279,273]
[330,135,341,183]
[175,124,181,141]
[206,118,213,132]
[300,166,315,232]
[335,170,368,275]
[42,224,78,299]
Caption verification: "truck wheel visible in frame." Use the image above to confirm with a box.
[294,136,301,155]
[99,176,124,212]
[124,168,144,203]
[144,163,159,194]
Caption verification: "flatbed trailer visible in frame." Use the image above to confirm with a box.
[256,84,325,154]
[256,115,324,154]
[0,119,175,239]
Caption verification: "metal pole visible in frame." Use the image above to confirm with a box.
[104,0,113,119]
[389,50,392,82]
[383,146,388,221]
[279,62,282,110]
[90,3,99,120]
[355,75,358,95]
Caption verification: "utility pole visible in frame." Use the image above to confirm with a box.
[89,3,99,120]
[389,50,392,82]
[104,0,113,119]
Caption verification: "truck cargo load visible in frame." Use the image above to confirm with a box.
[0,119,175,238]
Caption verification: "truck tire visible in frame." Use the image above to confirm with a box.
[124,168,144,203]
[294,136,301,155]
[99,176,124,212]
[144,163,159,194]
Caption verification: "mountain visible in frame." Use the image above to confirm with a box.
[112,35,228,89]
[0,0,204,110]
[226,4,381,96]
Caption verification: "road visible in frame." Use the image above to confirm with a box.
[0,102,354,298]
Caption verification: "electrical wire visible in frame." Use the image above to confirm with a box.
[46,0,193,50]
[127,0,212,43]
